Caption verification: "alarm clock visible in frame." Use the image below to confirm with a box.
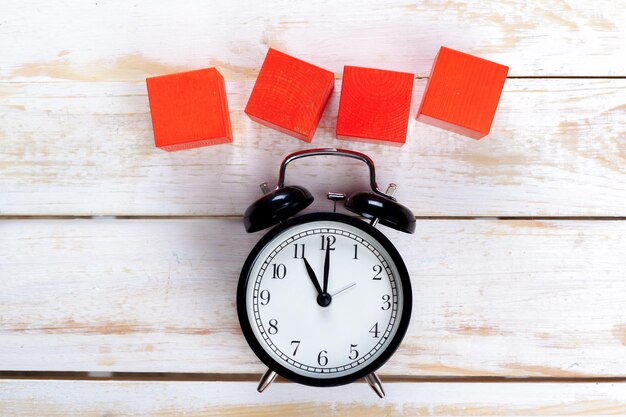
[237,148,415,398]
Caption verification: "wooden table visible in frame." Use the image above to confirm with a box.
[1,1,625,415]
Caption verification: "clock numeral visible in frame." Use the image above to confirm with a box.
[353,244,358,260]
[369,322,380,338]
[381,294,391,310]
[320,235,336,251]
[372,265,383,280]
[260,290,270,305]
[349,343,359,360]
[290,340,301,356]
[293,243,306,259]
[317,350,328,366]
[268,319,278,335]
[271,263,286,279]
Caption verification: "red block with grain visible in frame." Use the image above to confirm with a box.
[146,68,232,151]
[336,66,414,146]
[245,48,335,142]
[416,46,508,139]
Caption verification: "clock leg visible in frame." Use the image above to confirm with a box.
[364,372,385,398]
[257,368,278,393]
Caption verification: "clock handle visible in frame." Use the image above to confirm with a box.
[277,148,394,201]
[257,368,277,393]
[365,372,385,398]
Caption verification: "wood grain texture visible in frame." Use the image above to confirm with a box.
[416,46,508,139]
[336,66,414,145]
[0,78,624,216]
[0,1,624,80]
[2,218,625,376]
[146,68,233,151]
[245,48,334,142]
[1,0,625,412]
[2,380,626,416]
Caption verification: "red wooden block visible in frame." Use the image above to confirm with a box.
[416,47,508,139]
[336,66,414,146]
[245,48,334,142]
[146,68,232,151]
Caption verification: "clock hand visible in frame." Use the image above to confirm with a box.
[302,257,323,296]
[330,282,356,298]
[322,238,331,294]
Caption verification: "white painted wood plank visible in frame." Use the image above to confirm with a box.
[1,380,626,416]
[1,218,625,376]
[0,1,624,79]
[1,78,625,216]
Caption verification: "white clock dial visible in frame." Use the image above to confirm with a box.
[242,216,407,381]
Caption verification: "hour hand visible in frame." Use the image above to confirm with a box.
[302,257,323,296]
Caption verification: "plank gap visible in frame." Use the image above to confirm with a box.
[1,76,626,85]
[2,215,626,221]
[2,371,626,384]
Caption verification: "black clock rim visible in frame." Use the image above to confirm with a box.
[237,212,413,387]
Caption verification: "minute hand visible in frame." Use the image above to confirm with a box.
[302,257,323,296]
[322,239,330,294]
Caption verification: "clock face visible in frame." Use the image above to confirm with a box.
[237,212,412,386]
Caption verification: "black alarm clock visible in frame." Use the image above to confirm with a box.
[237,148,415,398]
